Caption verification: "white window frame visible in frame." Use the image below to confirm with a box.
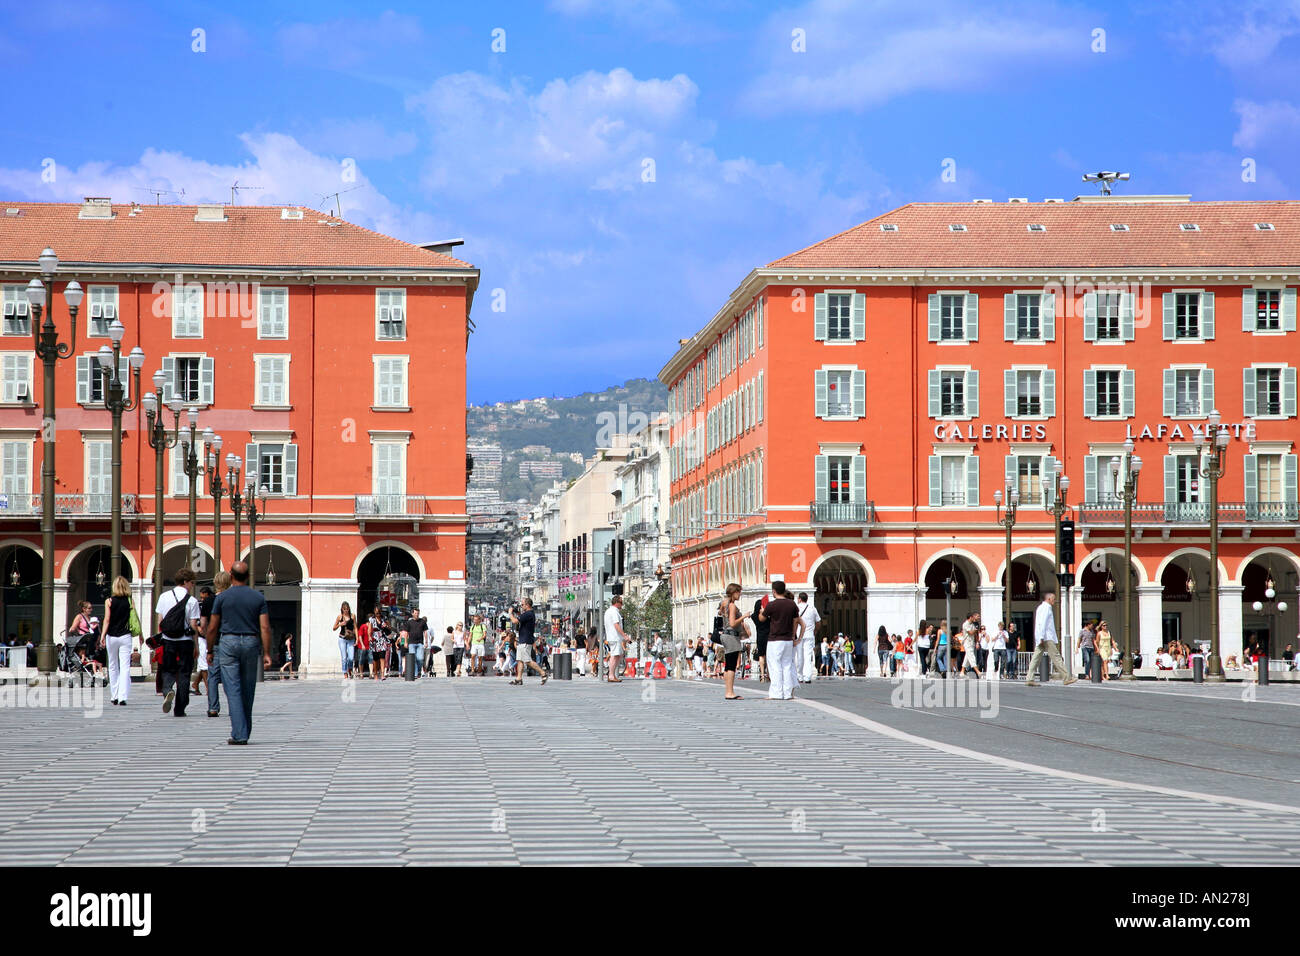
[168,444,191,498]
[927,442,978,508]
[1247,363,1291,420]
[932,365,978,421]
[1165,288,1212,343]
[171,284,204,339]
[375,288,407,342]
[1166,363,1210,420]
[1,286,33,337]
[371,437,408,499]
[82,435,112,512]
[86,285,119,338]
[258,286,289,340]
[934,290,976,344]
[0,353,34,405]
[1008,364,1053,420]
[253,354,291,409]
[165,353,214,407]
[1006,289,1052,344]
[372,355,410,409]
[1084,365,1131,420]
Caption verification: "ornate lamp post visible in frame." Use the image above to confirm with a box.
[1194,409,1231,681]
[26,248,81,674]
[244,480,269,586]
[225,455,245,563]
[95,322,144,586]
[1044,459,1071,659]
[142,375,183,630]
[1109,438,1143,679]
[993,483,1021,649]
[178,409,201,572]
[204,432,225,571]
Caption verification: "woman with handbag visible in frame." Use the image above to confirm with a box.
[103,576,139,706]
[718,583,750,700]
[334,602,357,679]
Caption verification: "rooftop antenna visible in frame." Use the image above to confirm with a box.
[134,186,186,205]
[230,180,264,205]
[319,184,363,218]
[1081,171,1130,196]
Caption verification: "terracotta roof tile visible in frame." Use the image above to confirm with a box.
[767,199,1300,271]
[0,202,475,272]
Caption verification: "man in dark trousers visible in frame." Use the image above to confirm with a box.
[155,568,201,717]
[206,561,272,745]
[752,594,770,682]
[758,581,803,700]
[509,598,547,686]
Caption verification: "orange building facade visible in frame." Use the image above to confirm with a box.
[661,196,1300,668]
[0,200,477,674]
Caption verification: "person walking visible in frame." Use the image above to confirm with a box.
[991,621,1007,678]
[206,561,272,745]
[280,633,295,678]
[102,576,138,706]
[1025,593,1077,687]
[450,622,466,676]
[751,594,770,684]
[403,608,427,678]
[204,571,231,715]
[759,581,802,700]
[469,615,487,676]
[931,619,949,677]
[509,599,546,685]
[916,623,931,674]
[334,602,357,679]
[155,568,202,717]
[1095,620,1114,681]
[192,585,215,699]
[718,583,750,700]
[876,626,891,677]
[603,595,629,683]
[1005,622,1020,678]
[355,614,372,679]
[370,614,389,680]
[795,593,819,683]
[1078,620,1096,680]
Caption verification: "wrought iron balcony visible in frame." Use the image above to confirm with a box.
[1076,500,1300,525]
[627,520,657,538]
[809,500,876,535]
[0,494,137,517]
[353,495,430,518]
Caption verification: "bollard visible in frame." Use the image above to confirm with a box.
[1257,654,1269,686]
[1039,652,1050,684]
[560,652,572,680]
[404,650,416,681]
[1090,652,1103,683]
[1192,654,1204,683]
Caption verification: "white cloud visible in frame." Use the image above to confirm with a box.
[741,0,1087,112]
[1232,98,1300,148]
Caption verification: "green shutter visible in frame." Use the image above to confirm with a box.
[1121,292,1136,341]
[815,454,828,503]
[1083,369,1097,418]
[1201,291,1215,339]
[1285,367,1297,417]
[1163,368,1175,417]
[1043,369,1056,417]
[851,293,865,341]
[1004,455,1017,497]
[814,369,828,418]
[814,293,827,340]
[967,369,979,417]
[284,444,298,496]
[162,356,176,403]
[1200,368,1214,414]
[200,356,215,405]
[1242,289,1255,332]
[1004,369,1016,416]
[852,368,865,417]
[1286,455,1298,515]
[852,455,866,503]
[928,294,940,341]
[1042,292,1056,341]
[928,369,941,417]
[1004,293,1017,341]
[1084,455,1098,504]
[1163,455,1176,514]
[928,456,941,507]
[1083,292,1097,341]
[1121,368,1135,417]
[76,355,90,404]
[1162,293,1174,340]
[1243,454,1257,506]
[965,455,979,507]
[964,293,978,341]
[1243,367,1257,417]
[1283,288,1297,333]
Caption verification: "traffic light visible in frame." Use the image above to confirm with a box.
[1059,519,1076,566]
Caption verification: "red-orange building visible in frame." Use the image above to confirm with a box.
[661,195,1300,669]
[0,199,477,674]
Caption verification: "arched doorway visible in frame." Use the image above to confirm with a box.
[1160,552,1213,651]
[65,544,134,630]
[1240,556,1298,658]
[812,555,869,647]
[924,555,979,632]
[249,542,306,669]
[999,552,1056,650]
[356,545,421,621]
[1,543,42,647]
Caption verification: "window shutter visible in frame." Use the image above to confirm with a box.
[813,293,827,341]
[814,369,828,418]
[1243,454,1257,506]
[1004,455,1017,494]
[1284,367,1297,417]
[966,369,979,417]
[1042,292,1056,341]
[814,455,828,503]
[852,369,865,417]
[927,294,940,341]
[1003,293,1016,341]
[928,370,941,417]
[852,455,866,503]
[1286,455,1298,511]
[1121,292,1136,341]
[1163,368,1175,417]
[200,356,215,405]
[1084,455,1098,504]
[1043,369,1056,417]
[163,356,176,403]
[1284,288,1297,333]
[1242,367,1257,417]
[284,443,298,496]
[245,443,258,492]
[1004,369,1016,416]
[117,357,130,402]
[928,456,941,507]
[964,455,979,507]
[1083,369,1097,418]
[1162,293,1174,340]
[851,293,865,341]
[172,447,188,497]
[76,355,90,404]
[757,372,763,423]
[1201,291,1215,339]
[1200,368,1214,413]
[1163,455,1175,509]
[1122,368,1135,417]
[1083,292,1097,341]
[964,293,978,341]
[1242,289,1255,332]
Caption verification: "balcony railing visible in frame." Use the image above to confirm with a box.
[810,500,876,525]
[627,520,657,538]
[0,494,137,517]
[353,495,430,518]
[1076,500,1300,525]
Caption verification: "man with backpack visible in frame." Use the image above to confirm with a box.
[155,568,202,717]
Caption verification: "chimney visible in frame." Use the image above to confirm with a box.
[194,203,228,222]
[78,197,115,219]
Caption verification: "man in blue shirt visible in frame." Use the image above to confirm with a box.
[509,598,547,686]
[206,561,272,744]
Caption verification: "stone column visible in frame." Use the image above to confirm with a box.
[53,581,70,649]
[297,580,312,674]
[873,584,928,637]
[1217,584,1245,666]
[304,579,354,678]
[1068,584,1086,673]
[1137,583,1164,665]
[978,584,1004,631]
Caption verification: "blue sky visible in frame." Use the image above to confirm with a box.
[3,1,1299,403]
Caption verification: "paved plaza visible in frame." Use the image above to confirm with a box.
[1,674,1298,865]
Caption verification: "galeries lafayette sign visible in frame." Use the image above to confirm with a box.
[932,422,1257,441]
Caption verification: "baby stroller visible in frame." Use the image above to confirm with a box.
[61,624,107,688]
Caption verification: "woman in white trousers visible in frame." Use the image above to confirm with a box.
[103,576,137,705]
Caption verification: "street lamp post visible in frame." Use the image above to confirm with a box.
[204,434,225,572]
[993,484,1021,652]
[142,376,183,632]
[1110,438,1143,679]
[226,456,245,564]
[1195,410,1231,681]
[244,480,269,586]
[25,249,80,674]
[95,323,144,587]
[1044,458,1071,665]
[179,408,200,574]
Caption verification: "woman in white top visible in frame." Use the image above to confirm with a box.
[990,624,1007,678]
[450,621,466,676]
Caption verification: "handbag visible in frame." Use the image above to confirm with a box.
[128,600,142,638]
